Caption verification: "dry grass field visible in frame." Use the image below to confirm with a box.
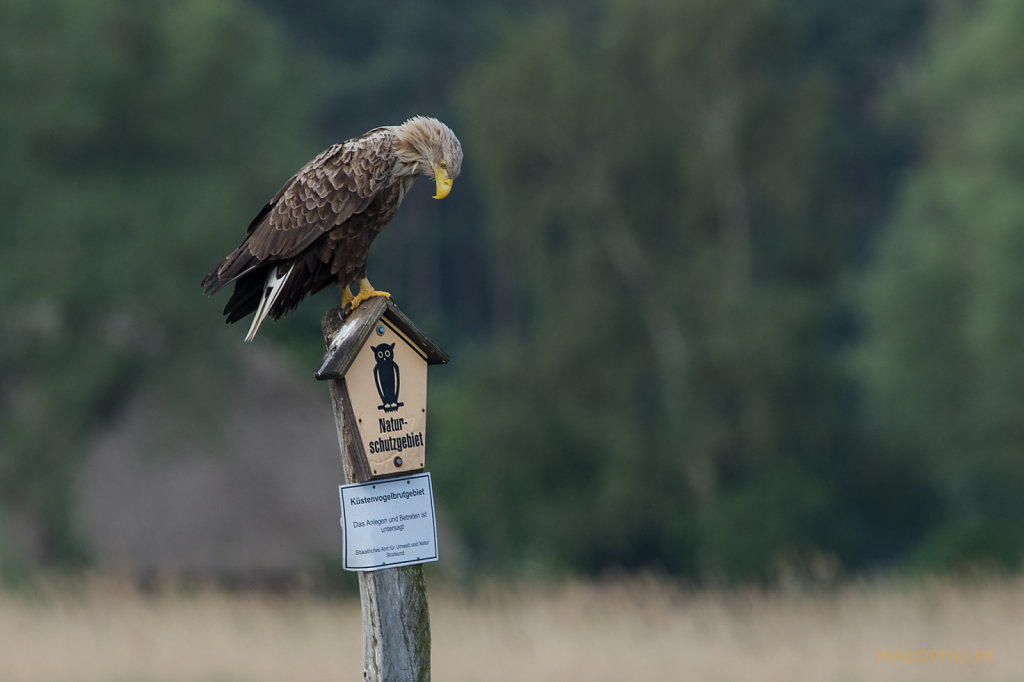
[1,574,1021,682]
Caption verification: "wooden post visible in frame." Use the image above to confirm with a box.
[318,298,447,682]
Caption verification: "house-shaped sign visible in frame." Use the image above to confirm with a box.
[316,298,448,479]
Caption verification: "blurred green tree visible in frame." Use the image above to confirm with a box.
[0,0,319,563]
[0,0,975,581]
[438,0,925,579]
[860,0,1024,570]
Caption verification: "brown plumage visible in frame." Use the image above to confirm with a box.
[201,116,463,341]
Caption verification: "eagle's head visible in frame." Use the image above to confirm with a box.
[395,116,463,199]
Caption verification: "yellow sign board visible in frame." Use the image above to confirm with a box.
[345,317,429,476]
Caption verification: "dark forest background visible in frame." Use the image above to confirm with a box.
[2,0,1023,583]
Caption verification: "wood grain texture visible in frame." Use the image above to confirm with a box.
[326,378,372,484]
[316,300,448,381]
[321,311,431,682]
[316,299,390,380]
[360,566,431,682]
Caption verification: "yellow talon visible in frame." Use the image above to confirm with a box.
[344,278,391,315]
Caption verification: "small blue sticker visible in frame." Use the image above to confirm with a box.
[376,324,386,336]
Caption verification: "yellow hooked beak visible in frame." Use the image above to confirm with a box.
[433,164,454,199]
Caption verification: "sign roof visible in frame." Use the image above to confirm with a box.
[315,298,448,381]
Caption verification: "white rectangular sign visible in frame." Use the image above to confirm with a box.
[339,473,438,571]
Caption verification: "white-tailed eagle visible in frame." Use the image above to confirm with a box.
[202,116,463,341]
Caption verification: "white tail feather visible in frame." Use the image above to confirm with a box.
[245,266,294,342]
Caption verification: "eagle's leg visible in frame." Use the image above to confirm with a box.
[345,277,391,314]
[340,283,355,310]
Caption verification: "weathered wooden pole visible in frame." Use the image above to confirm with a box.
[317,298,447,682]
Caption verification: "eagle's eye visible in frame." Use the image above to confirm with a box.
[439,161,447,170]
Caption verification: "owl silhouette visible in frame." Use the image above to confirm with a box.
[371,342,403,412]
